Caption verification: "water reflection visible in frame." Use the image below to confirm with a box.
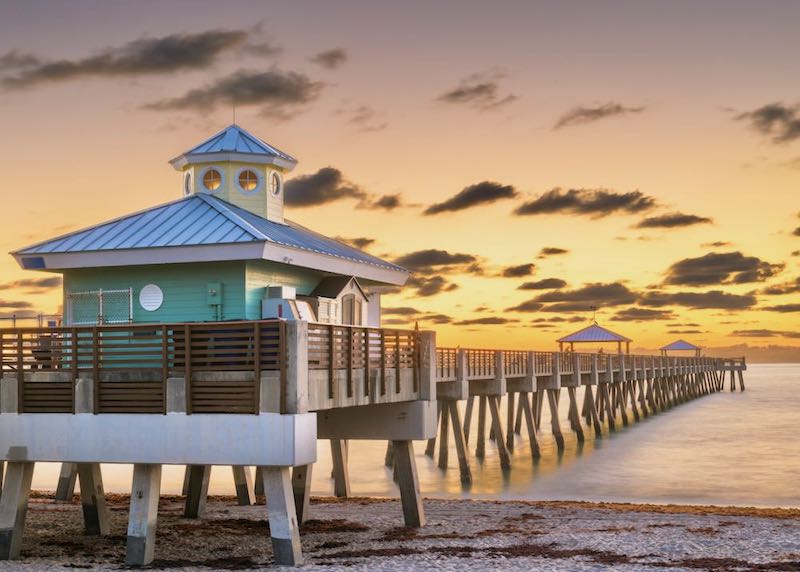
[28,364,800,507]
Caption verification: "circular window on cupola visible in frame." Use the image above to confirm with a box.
[236,168,262,195]
[202,167,223,192]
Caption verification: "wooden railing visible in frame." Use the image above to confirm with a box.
[434,348,728,382]
[0,321,284,414]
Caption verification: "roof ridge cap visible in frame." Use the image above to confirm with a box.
[196,195,268,241]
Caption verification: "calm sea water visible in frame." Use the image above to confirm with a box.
[27,363,800,508]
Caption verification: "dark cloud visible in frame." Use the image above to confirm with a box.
[554,102,645,129]
[538,247,569,258]
[424,181,518,215]
[611,308,676,321]
[761,304,800,313]
[736,102,800,143]
[393,249,477,272]
[284,168,403,210]
[702,241,732,248]
[405,275,459,297]
[635,212,713,229]
[761,277,800,295]
[346,105,388,132]
[383,307,421,316]
[1,30,250,89]
[0,277,62,293]
[333,236,375,250]
[515,188,656,218]
[436,70,517,111]
[454,317,519,326]
[639,290,756,310]
[663,251,783,286]
[531,316,585,323]
[143,68,323,119]
[793,227,800,237]
[501,263,535,278]
[0,299,33,309]
[310,48,348,69]
[793,251,800,257]
[668,329,703,335]
[419,313,454,324]
[507,282,637,313]
[730,329,788,338]
[518,278,567,290]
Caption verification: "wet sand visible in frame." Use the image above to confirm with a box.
[2,492,800,571]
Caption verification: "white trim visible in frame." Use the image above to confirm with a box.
[198,165,225,194]
[14,242,409,285]
[170,152,297,172]
[235,166,264,196]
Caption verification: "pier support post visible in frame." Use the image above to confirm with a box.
[520,392,541,457]
[487,396,511,469]
[232,466,256,506]
[392,440,425,527]
[506,392,516,449]
[514,393,524,434]
[55,463,78,501]
[184,465,211,518]
[425,402,441,457]
[476,396,487,458]
[330,439,351,498]
[566,387,585,442]
[0,462,34,560]
[584,385,602,437]
[463,396,475,444]
[291,464,313,524]
[738,370,745,391]
[126,463,162,566]
[77,463,109,535]
[547,389,565,451]
[254,466,265,496]
[447,401,472,483]
[437,401,450,470]
[261,467,303,566]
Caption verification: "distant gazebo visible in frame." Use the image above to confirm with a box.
[557,322,631,354]
[660,339,701,357]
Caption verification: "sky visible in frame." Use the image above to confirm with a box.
[0,0,798,351]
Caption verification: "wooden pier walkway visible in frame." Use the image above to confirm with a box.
[426,348,746,483]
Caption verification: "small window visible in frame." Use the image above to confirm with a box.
[183,172,192,196]
[239,169,259,192]
[203,168,222,192]
[269,171,282,196]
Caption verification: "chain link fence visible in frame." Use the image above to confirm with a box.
[66,288,132,325]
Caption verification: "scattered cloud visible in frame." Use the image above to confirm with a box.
[611,307,676,321]
[538,247,569,258]
[793,251,800,257]
[761,277,800,295]
[0,277,62,293]
[736,102,800,144]
[793,227,800,237]
[334,236,375,250]
[436,70,517,111]
[668,329,703,335]
[382,307,421,316]
[0,299,33,309]
[143,68,323,120]
[635,212,713,229]
[730,329,800,339]
[515,188,656,218]
[500,263,535,278]
[761,304,800,313]
[639,290,756,310]
[345,105,388,132]
[310,48,348,69]
[454,317,519,326]
[507,282,637,313]
[0,29,254,89]
[424,181,517,215]
[663,251,783,286]
[404,275,459,297]
[702,241,732,248]
[393,249,478,272]
[284,167,405,210]
[518,278,567,290]
[554,102,645,130]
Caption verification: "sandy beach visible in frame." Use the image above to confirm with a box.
[2,492,799,571]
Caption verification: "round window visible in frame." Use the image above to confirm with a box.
[203,168,222,192]
[183,172,192,196]
[139,284,164,312]
[269,172,282,196]
[238,169,259,192]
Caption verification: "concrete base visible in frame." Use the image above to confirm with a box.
[260,467,303,566]
[126,464,162,566]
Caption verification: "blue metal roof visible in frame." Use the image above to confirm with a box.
[557,322,631,343]
[182,125,296,163]
[14,194,405,273]
[660,339,700,351]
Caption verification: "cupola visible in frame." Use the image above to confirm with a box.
[169,125,297,224]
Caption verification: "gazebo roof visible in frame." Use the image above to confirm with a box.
[660,339,700,351]
[557,322,632,344]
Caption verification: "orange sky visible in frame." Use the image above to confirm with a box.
[0,1,797,350]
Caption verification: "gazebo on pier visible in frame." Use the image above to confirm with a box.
[557,322,632,354]
[660,339,701,357]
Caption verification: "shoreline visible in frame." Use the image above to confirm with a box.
[5,492,800,571]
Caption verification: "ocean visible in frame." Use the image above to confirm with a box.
[27,363,799,508]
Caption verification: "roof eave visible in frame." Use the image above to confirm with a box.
[169,152,298,171]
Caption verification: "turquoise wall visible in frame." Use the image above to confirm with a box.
[63,262,247,324]
[62,260,327,324]
[244,261,323,319]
